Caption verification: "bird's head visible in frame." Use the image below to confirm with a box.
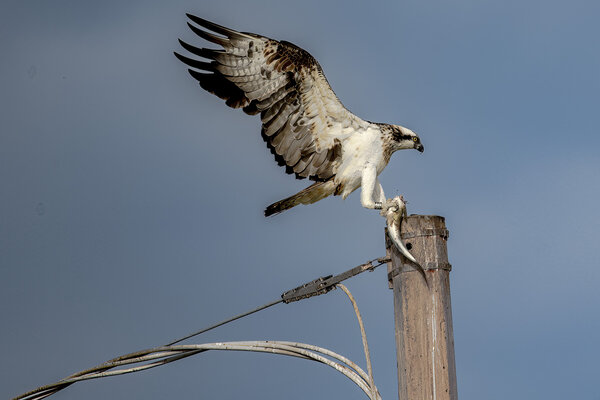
[391,125,424,153]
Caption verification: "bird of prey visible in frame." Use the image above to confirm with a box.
[175,14,424,216]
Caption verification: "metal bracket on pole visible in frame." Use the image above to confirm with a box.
[386,222,452,285]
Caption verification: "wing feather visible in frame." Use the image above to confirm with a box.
[186,22,231,48]
[176,15,370,180]
[274,114,301,155]
[295,154,316,176]
[264,102,295,137]
[285,138,303,167]
[173,52,213,71]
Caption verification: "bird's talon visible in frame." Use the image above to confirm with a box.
[383,196,420,266]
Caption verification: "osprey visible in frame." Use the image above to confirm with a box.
[175,15,424,216]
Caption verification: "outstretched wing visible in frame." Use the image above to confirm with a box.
[175,14,369,181]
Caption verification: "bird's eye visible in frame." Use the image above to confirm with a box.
[412,137,418,142]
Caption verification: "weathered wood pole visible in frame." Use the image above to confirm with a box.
[385,215,458,400]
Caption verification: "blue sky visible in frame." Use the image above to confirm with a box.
[2,1,599,399]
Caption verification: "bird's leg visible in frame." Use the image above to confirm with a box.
[360,164,382,210]
[361,167,421,274]
[374,179,386,205]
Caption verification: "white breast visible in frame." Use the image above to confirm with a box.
[335,126,386,198]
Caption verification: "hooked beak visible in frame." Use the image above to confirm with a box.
[415,143,424,153]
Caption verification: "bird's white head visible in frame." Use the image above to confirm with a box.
[391,125,424,153]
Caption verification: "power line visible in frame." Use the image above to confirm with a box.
[167,256,390,345]
[13,256,390,400]
[14,341,381,400]
[166,299,283,346]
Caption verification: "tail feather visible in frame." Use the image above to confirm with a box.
[265,180,337,217]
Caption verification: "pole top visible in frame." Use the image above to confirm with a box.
[401,215,449,241]
[386,214,451,287]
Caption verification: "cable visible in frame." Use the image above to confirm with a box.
[13,256,390,400]
[168,255,389,345]
[13,341,380,400]
[166,298,283,346]
[337,284,379,400]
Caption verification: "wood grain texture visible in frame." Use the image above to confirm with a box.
[386,215,458,400]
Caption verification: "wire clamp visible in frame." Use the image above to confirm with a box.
[281,275,334,303]
[281,257,390,304]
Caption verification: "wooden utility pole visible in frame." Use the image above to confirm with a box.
[386,215,458,400]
